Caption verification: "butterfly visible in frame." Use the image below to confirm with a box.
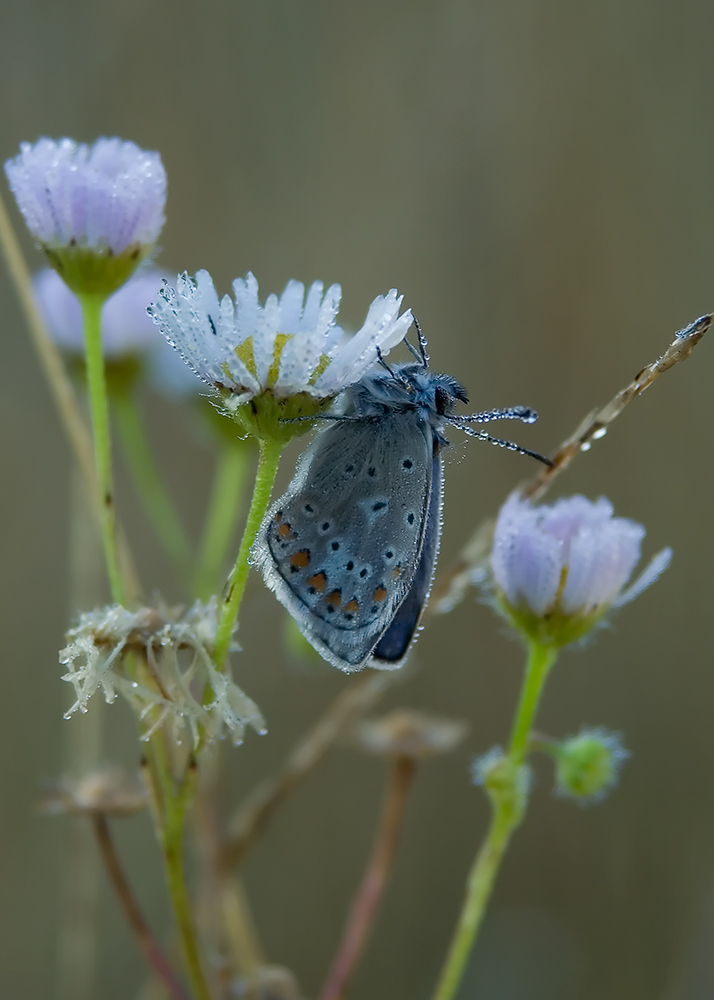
[254,321,550,672]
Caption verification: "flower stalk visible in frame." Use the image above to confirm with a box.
[143,740,212,1000]
[431,641,557,1000]
[213,436,285,669]
[79,292,126,604]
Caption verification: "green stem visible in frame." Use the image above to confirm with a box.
[431,641,558,1000]
[78,292,126,605]
[112,390,193,589]
[508,642,558,764]
[213,437,284,668]
[145,738,212,1000]
[196,442,250,602]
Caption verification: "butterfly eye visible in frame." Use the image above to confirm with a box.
[434,385,451,415]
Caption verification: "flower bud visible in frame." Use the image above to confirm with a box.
[554,728,629,803]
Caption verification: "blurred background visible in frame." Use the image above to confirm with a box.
[2,1,714,998]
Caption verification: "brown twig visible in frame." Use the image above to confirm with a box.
[92,812,190,1000]
[319,755,416,1000]
[430,313,711,614]
[221,670,392,871]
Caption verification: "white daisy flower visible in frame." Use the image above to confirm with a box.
[147,270,414,405]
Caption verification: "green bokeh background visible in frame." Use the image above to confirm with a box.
[2,2,714,998]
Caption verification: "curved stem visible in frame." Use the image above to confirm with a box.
[431,641,557,1000]
[196,442,250,602]
[93,813,189,1000]
[112,389,193,589]
[319,755,416,1000]
[213,437,284,668]
[78,292,126,605]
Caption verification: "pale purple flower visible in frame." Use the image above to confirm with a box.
[34,267,167,357]
[492,493,671,621]
[147,270,413,402]
[5,137,166,253]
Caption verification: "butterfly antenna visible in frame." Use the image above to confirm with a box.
[457,423,553,466]
[376,346,413,390]
[404,337,423,362]
[413,316,430,366]
[452,405,539,425]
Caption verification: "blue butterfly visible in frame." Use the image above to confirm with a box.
[255,321,550,672]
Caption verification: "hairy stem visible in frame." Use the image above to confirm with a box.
[196,442,250,602]
[78,292,126,604]
[319,755,416,1000]
[213,437,283,668]
[93,813,189,1000]
[431,642,557,1000]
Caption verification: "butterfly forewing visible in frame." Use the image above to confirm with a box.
[258,412,433,671]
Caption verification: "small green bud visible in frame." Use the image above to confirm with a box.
[554,728,629,803]
[472,747,530,826]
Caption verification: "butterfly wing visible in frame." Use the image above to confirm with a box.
[255,412,433,672]
[371,450,442,668]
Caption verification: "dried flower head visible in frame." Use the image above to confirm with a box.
[554,727,629,803]
[41,767,148,817]
[491,493,672,646]
[60,599,264,748]
[354,709,468,759]
[147,270,413,440]
[5,137,166,296]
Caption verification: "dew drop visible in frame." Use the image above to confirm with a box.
[580,442,592,452]
[593,427,607,440]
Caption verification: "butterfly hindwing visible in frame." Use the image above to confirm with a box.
[371,450,442,667]
[256,412,433,671]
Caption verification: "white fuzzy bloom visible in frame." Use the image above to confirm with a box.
[147,270,414,403]
[60,600,264,748]
[5,137,166,253]
[491,493,671,620]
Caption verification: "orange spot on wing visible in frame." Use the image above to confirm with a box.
[372,585,387,602]
[278,522,294,538]
[326,589,342,607]
[344,599,359,613]
[307,572,327,592]
[290,549,311,568]
[392,564,402,579]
